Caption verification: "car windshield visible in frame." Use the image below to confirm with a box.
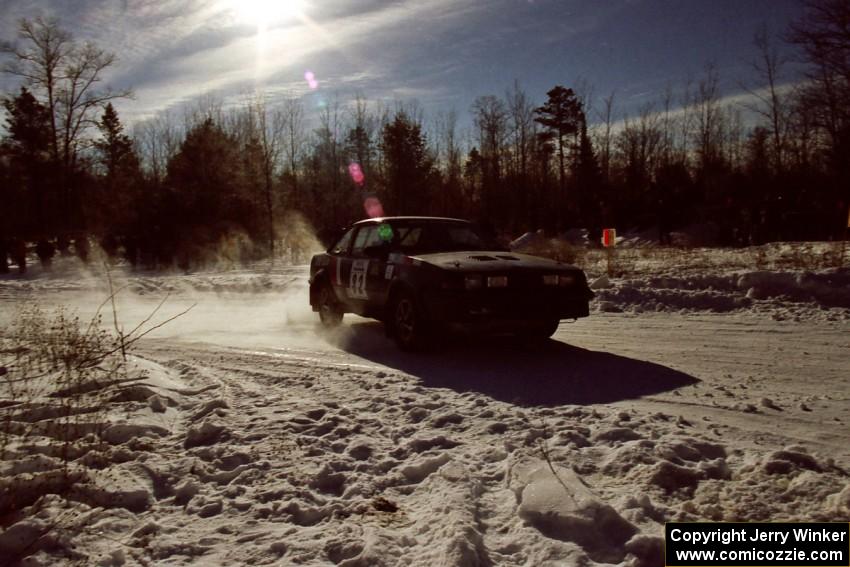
[388,222,498,254]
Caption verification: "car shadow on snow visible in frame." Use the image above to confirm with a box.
[331,322,700,407]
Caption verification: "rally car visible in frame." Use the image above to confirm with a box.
[309,217,594,350]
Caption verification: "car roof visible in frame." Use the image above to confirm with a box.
[352,216,470,226]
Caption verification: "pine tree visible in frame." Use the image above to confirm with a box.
[166,118,255,265]
[575,118,603,238]
[534,86,585,228]
[95,103,138,179]
[92,103,141,240]
[380,112,435,215]
[2,87,54,237]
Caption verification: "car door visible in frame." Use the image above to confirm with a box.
[326,227,355,306]
[346,225,379,314]
[363,222,396,311]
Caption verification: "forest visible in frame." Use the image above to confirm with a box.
[1,0,849,272]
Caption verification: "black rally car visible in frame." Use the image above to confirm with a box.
[309,217,594,349]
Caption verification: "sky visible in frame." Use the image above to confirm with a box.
[0,0,808,129]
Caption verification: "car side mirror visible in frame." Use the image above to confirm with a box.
[363,244,389,260]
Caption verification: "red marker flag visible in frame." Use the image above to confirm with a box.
[602,228,616,247]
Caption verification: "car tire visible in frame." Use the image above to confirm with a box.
[523,319,560,341]
[317,283,343,328]
[390,290,429,351]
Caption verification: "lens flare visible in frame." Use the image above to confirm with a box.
[348,162,365,186]
[305,70,319,89]
[363,196,384,218]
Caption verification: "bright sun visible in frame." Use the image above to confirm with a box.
[229,0,305,28]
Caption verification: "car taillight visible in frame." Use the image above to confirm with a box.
[464,275,483,290]
[544,274,576,286]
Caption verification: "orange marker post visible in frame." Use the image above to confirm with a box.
[602,228,616,276]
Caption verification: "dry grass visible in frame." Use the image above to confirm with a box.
[0,289,192,562]
[0,306,120,460]
[0,306,120,560]
[536,242,850,279]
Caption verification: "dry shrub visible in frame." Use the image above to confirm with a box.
[0,292,190,562]
[522,239,586,266]
[0,306,124,513]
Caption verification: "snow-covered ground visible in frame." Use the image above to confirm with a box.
[0,248,848,566]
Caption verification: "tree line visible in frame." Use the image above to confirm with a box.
[2,1,849,272]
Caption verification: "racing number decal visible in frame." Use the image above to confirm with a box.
[348,259,369,299]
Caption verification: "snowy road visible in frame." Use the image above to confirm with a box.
[1,263,849,566]
[129,304,849,565]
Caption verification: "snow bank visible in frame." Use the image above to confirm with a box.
[591,267,850,321]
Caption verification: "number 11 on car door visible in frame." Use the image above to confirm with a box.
[348,259,369,299]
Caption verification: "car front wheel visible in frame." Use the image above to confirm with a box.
[390,291,428,350]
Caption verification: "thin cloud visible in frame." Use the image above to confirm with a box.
[1,0,808,132]
[600,80,804,137]
[112,0,482,121]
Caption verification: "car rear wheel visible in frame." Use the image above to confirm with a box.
[317,284,343,327]
[390,291,428,350]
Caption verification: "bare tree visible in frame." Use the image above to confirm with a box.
[785,93,817,169]
[659,84,675,167]
[724,105,745,168]
[316,95,345,226]
[677,76,696,167]
[2,16,131,230]
[788,0,850,151]
[505,80,536,181]
[279,96,305,206]
[471,96,508,167]
[183,94,223,131]
[133,111,181,184]
[741,25,790,171]
[573,77,596,121]
[616,103,663,192]
[471,95,508,217]
[2,17,130,166]
[345,93,377,191]
[249,95,285,255]
[693,63,725,171]
[434,109,463,215]
[595,90,617,182]
[1,17,69,163]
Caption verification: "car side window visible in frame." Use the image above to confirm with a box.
[330,229,354,255]
[351,226,381,257]
[398,227,422,249]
